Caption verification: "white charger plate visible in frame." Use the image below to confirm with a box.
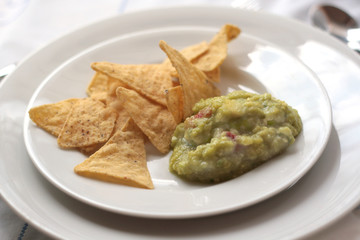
[1,6,360,239]
[23,23,331,218]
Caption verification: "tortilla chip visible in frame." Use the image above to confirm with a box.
[222,24,242,41]
[86,72,109,103]
[91,62,173,107]
[204,67,220,83]
[169,67,220,83]
[79,143,105,156]
[162,41,209,67]
[116,87,176,154]
[169,65,220,83]
[159,40,221,119]
[57,98,117,148]
[74,118,153,189]
[99,77,131,132]
[165,86,183,124]
[165,41,210,79]
[79,107,130,155]
[113,111,131,133]
[192,24,241,72]
[28,98,79,136]
[105,77,127,111]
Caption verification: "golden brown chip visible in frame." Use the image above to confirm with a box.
[57,98,117,148]
[116,86,177,154]
[169,64,220,83]
[120,117,142,134]
[28,98,79,136]
[79,143,105,156]
[102,77,131,132]
[159,40,221,119]
[204,67,220,83]
[162,41,209,66]
[86,72,109,103]
[179,41,209,61]
[113,111,131,133]
[79,111,130,155]
[74,118,153,189]
[222,23,242,41]
[105,77,127,112]
[192,24,241,72]
[91,62,173,107]
[165,86,183,124]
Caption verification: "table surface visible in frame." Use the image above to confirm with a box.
[1,0,360,239]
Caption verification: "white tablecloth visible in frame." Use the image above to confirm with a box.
[1,0,360,239]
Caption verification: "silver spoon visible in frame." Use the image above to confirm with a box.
[309,5,360,53]
[0,63,16,82]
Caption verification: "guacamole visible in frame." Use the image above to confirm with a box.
[169,90,302,183]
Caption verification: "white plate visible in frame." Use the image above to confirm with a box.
[23,23,331,218]
[1,6,360,239]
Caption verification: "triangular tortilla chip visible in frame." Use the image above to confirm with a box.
[105,78,124,109]
[192,24,241,72]
[28,98,79,136]
[91,63,173,107]
[204,67,220,83]
[116,86,176,154]
[78,112,130,156]
[162,41,209,67]
[74,118,153,189]
[86,72,109,103]
[159,40,221,119]
[165,86,183,124]
[78,143,105,156]
[57,98,117,148]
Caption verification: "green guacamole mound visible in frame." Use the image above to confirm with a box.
[169,90,302,183]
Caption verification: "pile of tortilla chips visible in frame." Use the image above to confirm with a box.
[28,24,241,189]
